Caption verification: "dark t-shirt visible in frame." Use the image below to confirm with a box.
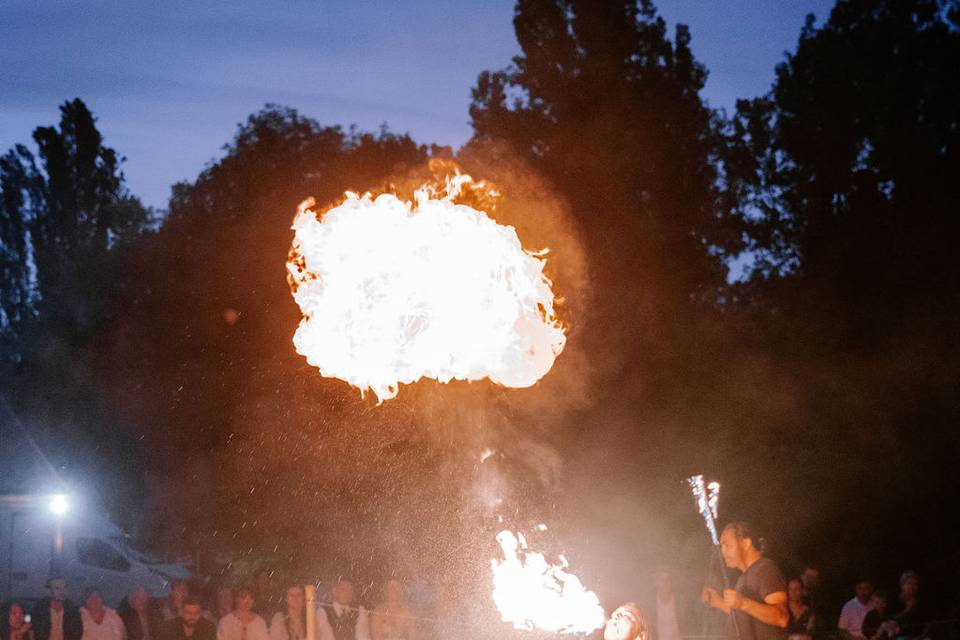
[730,557,788,640]
[158,618,216,640]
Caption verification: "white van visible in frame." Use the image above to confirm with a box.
[0,494,191,607]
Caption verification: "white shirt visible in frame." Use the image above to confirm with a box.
[838,598,873,638]
[316,604,369,640]
[217,613,270,640]
[269,613,305,640]
[81,608,126,640]
[656,596,682,640]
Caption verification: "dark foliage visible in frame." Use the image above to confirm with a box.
[469,0,744,393]
[0,99,153,521]
[718,0,960,610]
[0,98,152,364]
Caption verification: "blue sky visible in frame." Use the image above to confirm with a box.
[1,0,833,209]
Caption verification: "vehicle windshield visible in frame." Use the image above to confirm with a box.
[114,537,165,565]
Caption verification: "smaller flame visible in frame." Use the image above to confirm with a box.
[491,530,605,635]
[687,475,720,545]
[707,481,721,521]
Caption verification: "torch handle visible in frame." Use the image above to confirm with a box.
[305,584,317,640]
[715,546,742,640]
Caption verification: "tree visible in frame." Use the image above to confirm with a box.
[0,100,153,532]
[719,0,960,597]
[469,0,743,389]
[726,0,960,344]
[0,99,152,365]
[99,105,436,562]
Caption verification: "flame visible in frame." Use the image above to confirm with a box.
[687,475,720,545]
[287,174,566,402]
[707,481,721,521]
[491,530,605,635]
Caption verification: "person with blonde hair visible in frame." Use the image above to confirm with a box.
[604,603,648,640]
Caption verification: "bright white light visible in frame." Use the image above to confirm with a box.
[491,530,605,634]
[49,494,69,516]
[287,174,566,402]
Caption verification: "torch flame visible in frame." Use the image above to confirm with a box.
[491,530,605,635]
[707,481,720,521]
[687,475,721,545]
[287,174,566,402]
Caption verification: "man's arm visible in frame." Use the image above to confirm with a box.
[702,588,731,614]
[724,590,789,628]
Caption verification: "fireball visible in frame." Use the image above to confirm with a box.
[287,174,566,402]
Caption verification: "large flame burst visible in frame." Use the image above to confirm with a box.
[287,174,566,402]
[491,529,605,634]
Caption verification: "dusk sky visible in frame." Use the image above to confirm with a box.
[2,1,833,210]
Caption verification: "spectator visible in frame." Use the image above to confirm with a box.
[604,603,649,640]
[2,602,35,640]
[118,589,159,640]
[786,578,815,640]
[893,571,930,640]
[269,585,305,640]
[862,591,897,640]
[30,577,83,640]
[160,599,215,640]
[800,568,820,608]
[80,589,125,640]
[651,570,681,640]
[838,579,875,640]
[163,583,191,622]
[702,521,789,640]
[207,588,233,625]
[370,579,415,640]
[317,579,369,640]
[216,588,268,640]
[253,571,281,619]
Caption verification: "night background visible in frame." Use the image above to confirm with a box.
[1,0,958,638]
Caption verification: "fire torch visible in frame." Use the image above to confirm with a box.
[686,475,741,640]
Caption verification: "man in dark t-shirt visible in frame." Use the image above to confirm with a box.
[702,521,789,640]
[159,599,216,640]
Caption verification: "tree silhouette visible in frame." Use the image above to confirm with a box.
[725,0,960,342]
[0,99,151,365]
[469,0,743,389]
[0,99,152,527]
[718,0,960,596]
[98,105,435,559]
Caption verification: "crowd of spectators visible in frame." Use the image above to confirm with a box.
[787,567,960,640]
[0,574,416,640]
[0,560,955,640]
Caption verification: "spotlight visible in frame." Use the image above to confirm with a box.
[49,494,69,516]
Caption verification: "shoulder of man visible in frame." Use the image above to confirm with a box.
[751,558,786,594]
